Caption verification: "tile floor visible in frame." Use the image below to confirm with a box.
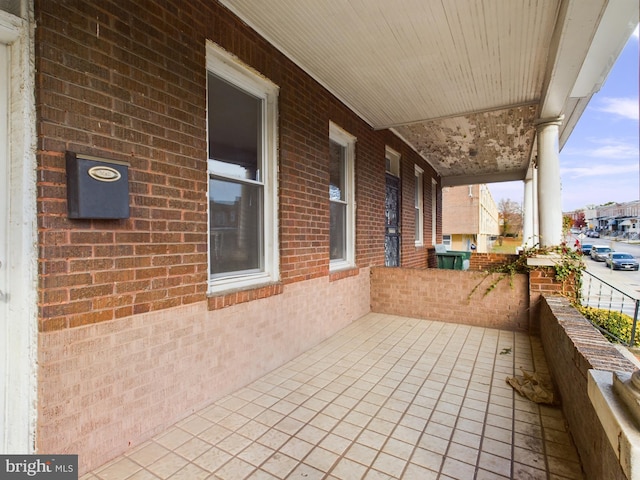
[83,313,584,479]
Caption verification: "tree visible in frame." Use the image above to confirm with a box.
[498,199,523,240]
[573,212,586,229]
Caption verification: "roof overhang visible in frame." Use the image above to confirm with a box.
[220,0,638,185]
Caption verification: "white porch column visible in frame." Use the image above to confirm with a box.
[532,166,539,246]
[536,117,563,246]
[522,166,535,248]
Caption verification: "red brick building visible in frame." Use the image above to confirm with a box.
[30,0,440,470]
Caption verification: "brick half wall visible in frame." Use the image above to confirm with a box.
[38,270,370,474]
[370,267,529,331]
[539,296,636,480]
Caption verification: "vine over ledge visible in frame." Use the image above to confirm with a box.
[469,242,585,299]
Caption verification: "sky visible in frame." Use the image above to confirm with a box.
[489,25,639,213]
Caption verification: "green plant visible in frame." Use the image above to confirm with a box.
[574,304,639,345]
[469,242,585,299]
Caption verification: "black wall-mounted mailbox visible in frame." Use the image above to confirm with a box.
[66,152,130,219]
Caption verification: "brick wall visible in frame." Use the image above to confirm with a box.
[35,0,440,330]
[39,269,370,473]
[34,0,442,470]
[469,252,519,271]
[370,267,530,331]
[539,296,635,480]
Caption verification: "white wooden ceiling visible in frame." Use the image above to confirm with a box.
[220,0,638,185]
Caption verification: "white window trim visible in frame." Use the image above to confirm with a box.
[385,146,400,177]
[414,166,424,247]
[432,178,438,245]
[206,42,279,294]
[329,122,356,272]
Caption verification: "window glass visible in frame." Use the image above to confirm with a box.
[330,201,346,260]
[209,178,262,276]
[208,73,261,181]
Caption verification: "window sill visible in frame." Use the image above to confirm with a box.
[329,267,360,282]
[207,282,283,310]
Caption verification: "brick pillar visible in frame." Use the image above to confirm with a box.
[529,266,576,334]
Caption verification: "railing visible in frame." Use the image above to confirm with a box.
[580,269,640,346]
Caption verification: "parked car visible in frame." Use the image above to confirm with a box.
[605,252,639,271]
[590,245,612,262]
[580,244,593,255]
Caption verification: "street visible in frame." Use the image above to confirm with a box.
[570,234,640,300]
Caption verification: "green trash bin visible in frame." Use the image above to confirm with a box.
[436,250,470,270]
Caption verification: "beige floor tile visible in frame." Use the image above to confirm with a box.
[213,457,255,480]
[319,433,352,456]
[409,447,443,471]
[237,441,276,467]
[176,415,213,436]
[372,451,407,477]
[289,463,325,480]
[357,429,387,451]
[404,462,440,479]
[447,442,479,465]
[155,427,193,450]
[174,437,211,461]
[513,462,547,480]
[345,442,378,465]
[256,428,290,450]
[380,437,413,460]
[304,446,339,472]
[330,457,368,479]
[126,470,161,480]
[440,456,476,480]
[146,452,189,479]
[260,452,299,478]
[127,442,170,467]
[192,447,231,473]
[169,463,209,480]
[450,429,481,449]
[245,469,279,479]
[481,437,512,459]
[513,445,546,471]
[279,437,314,461]
[95,457,142,480]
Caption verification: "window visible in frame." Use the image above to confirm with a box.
[443,235,451,249]
[432,178,438,245]
[329,122,355,270]
[385,147,400,177]
[206,43,279,293]
[414,166,424,246]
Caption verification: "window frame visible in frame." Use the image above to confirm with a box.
[329,122,356,272]
[432,178,438,245]
[206,42,279,294]
[385,146,400,177]
[414,165,424,246]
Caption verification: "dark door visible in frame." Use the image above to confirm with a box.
[385,174,400,267]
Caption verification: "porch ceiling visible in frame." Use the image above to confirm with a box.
[219,0,638,186]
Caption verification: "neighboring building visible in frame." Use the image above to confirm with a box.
[566,200,640,237]
[442,184,499,252]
